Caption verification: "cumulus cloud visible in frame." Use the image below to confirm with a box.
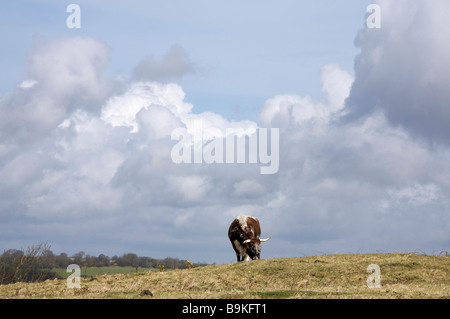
[260,63,352,129]
[344,0,450,145]
[0,36,114,147]
[1,1,450,262]
[255,58,450,256]
[27,36,112,101]
[101,81,191,133]
[0,35,269,259]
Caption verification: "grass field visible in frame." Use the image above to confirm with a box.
[51,266,160,279]
[0,253,448,299]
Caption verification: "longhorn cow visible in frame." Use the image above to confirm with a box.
[228,214,271,261]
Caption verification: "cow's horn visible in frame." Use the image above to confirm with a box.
[260,236,271,242]
[243,239,251,244]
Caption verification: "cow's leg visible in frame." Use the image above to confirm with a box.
[232,240,245,262]
[232,243,242,262]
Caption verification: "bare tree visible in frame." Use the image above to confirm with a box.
[0,242,55,284]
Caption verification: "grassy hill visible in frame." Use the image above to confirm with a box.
[50,266,160,279]
[0,253,448,299]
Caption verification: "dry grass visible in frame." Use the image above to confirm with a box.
[0,253,448,299]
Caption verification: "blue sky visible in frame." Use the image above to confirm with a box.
[1,0,369,121]
[1,1,449,264]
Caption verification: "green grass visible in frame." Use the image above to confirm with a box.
[1,253,449,299]
[51,266,159,279]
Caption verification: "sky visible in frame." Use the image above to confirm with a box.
[0,0,449,264]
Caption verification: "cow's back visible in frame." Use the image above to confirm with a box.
[228,215,261,241]
[228,218,241,242]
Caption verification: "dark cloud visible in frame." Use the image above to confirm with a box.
[132,45,196,82]
[344,0,450,146]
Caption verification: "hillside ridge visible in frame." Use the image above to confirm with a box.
[0,253,448,299]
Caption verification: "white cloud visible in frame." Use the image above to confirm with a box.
[18,79,38,90]
[260,63,353,131]
[167,175,212,202]
[232,179,265,197]
[101,81,193,133]
[380,183,441,210]
[320,63,353,112]
[27,36,112,101]
[313,178,338,192]
[0,36,114,146]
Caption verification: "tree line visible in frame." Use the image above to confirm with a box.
[0,242,207,285]
[65,251,207,269]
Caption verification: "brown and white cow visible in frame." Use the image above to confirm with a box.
[228,214,271,261]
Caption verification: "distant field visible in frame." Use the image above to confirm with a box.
[51,266,160,279]
[1,253,449,299]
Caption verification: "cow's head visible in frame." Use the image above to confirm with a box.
[243,236,271,260]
